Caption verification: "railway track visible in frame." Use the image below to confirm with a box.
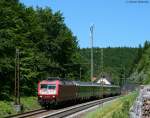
[41,96,119,118]
[7,96,119,118]
[6,108,47,118]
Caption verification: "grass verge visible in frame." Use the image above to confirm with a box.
[0,96,41,118]
[86,92,138,118]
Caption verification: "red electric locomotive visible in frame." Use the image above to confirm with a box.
[38,77,76,106]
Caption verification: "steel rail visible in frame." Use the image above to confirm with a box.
[41,96,120,118]
[5,108,47,118]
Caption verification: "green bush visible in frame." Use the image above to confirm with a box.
[0,101,16,117]
[112,99,132,118]
[0,97,41,117]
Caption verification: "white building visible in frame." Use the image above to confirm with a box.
[96,77,111,85]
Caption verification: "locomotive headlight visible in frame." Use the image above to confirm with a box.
[52,96,55,98]
[40,96,42,98]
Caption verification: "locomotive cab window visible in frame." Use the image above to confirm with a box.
[40,84,56,89]
[41,84,47,89]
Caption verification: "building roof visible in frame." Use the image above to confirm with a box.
[96,77,111,85]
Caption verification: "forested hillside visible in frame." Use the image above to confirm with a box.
[130,41,150,84]
[0,0,85,100]
[80,47,138,85]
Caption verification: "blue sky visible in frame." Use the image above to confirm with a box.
[20,0,150,48]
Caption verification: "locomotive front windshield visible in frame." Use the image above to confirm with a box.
[41,84,56,89]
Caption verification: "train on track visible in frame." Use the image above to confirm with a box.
[38,77,120,107]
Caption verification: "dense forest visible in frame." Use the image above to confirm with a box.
[129,41,150,84]
[80,47,138,85]
[0,0,85,100]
